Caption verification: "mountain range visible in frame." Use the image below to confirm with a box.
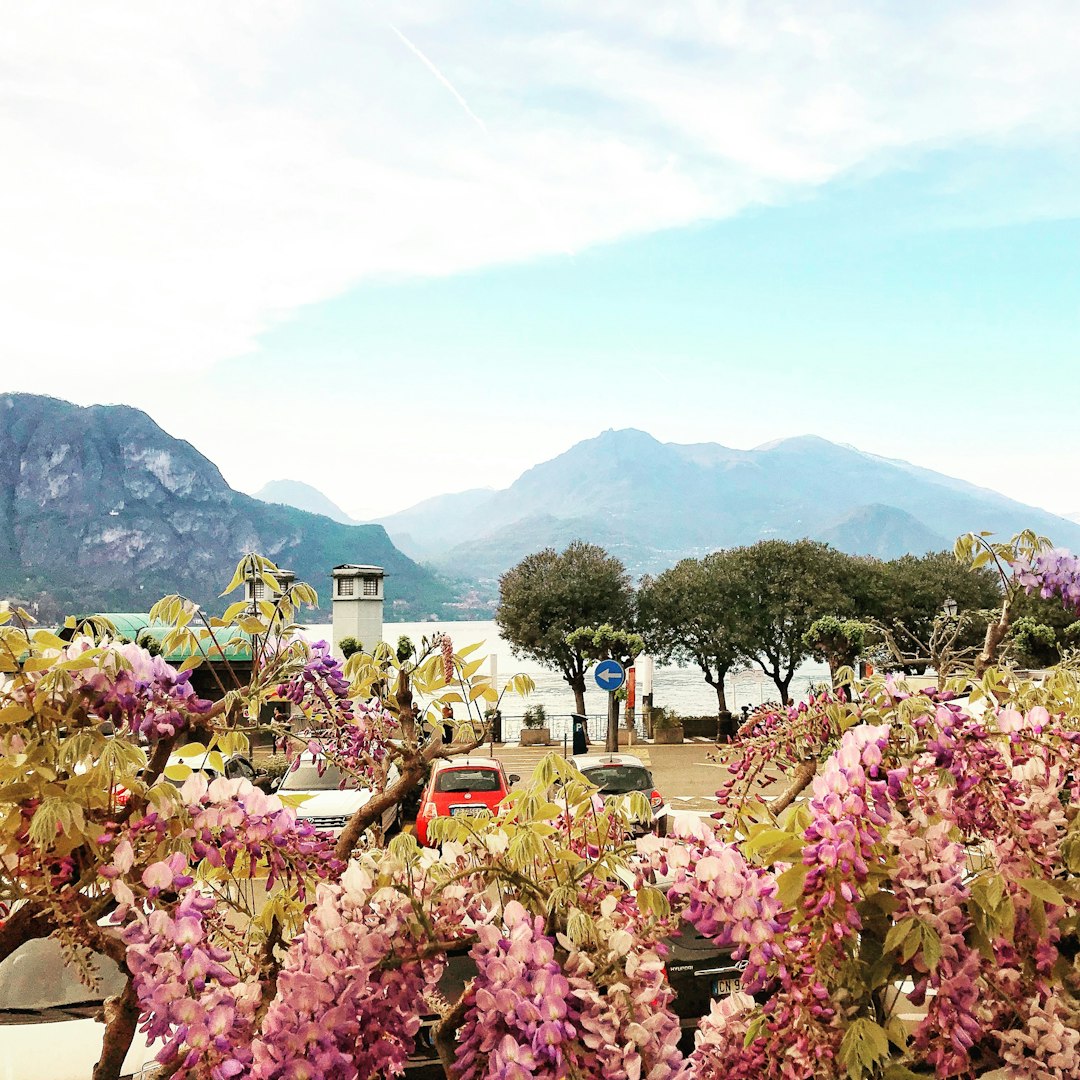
[369,428,1080,579]
[5,394,1076,621]
[0,394,452,620]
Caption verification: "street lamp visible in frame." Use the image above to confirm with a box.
[943,597,958,617]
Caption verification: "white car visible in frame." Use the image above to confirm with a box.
[0,932,158,1080]
[568,752,668,837]
[277,755,400,837]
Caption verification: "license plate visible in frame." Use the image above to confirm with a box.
[712,978,741,997]
[450,805,489,817]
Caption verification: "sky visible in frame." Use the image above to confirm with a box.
[3,1,1079,520]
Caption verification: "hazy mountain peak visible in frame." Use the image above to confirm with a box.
[254,479,357,524]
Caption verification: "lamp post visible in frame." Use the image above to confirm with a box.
[944,597,958,618]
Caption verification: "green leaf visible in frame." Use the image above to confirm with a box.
[839,1018,891,1080]
[1018,877,1066,908]
[920,923,942,971]
[743,1013,765,1048]
[775,863,808,909]
[883,916,918,955]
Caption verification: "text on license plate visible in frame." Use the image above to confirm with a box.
[451,806,489,817]
[712,978,741,997]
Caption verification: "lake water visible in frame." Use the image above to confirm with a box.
[300,620,830,729]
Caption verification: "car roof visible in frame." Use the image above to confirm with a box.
[432,757,504,771]
[570,753,647,769]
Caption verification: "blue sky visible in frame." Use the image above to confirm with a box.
[3,3,1079,519]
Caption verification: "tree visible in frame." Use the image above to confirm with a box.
[639,553,751,722]
[866,550,1001,671]
[496,541,634,714]
[726,540,852,704]
[802,615,868,685]
[566,623,644,751]
[0,554,532,1080]
[2,540,1079,1080]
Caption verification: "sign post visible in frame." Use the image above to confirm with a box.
[593,659,626,753]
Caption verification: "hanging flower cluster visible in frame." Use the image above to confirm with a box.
[242,850,487,1080]
[124,880,259,1078]
[457,896,684,1080]
[639,828,784,991]
[1012,547,1080,613]
[887,817,984,1075]
[276,640,355,726]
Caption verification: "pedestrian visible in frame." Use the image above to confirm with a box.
[572,713,590,756]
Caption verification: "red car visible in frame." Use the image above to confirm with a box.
[416,757,519,846]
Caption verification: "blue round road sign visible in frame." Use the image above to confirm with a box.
[593,659,626,692]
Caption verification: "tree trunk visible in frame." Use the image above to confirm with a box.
[707,671,730,714]
[771,760,818,816]
[605,692,618,753]
[975,596,1013,677]
[570,674,586,716]
[0,901,53,964]
[777,674,792,705]
[92,979,140,1080]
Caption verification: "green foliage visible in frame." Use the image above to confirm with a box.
[496,541,634,710]
[1008,616,1059,669]
[522,704,549,730]
[639,552,751,714]
[803,615,869,683]
[650,705,682,730]
[725,540,853,704]
[565,623,643,666]
[338,636,362,659]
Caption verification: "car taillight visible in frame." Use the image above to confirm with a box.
[423,801,437,819]
[650,790,663,809]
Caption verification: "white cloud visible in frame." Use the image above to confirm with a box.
[2,0,1080,391]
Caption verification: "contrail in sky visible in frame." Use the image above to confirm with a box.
[388,22,488,133]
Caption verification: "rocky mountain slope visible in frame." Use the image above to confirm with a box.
[0,394,452,619]
[376,428,1080,578]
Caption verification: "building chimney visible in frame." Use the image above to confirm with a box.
[245,568,296,612]
[331,565,385,658]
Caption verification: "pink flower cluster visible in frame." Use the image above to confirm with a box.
[243,860,454,1080]
[457,901,577,1080]
[641,831,783,991]
[997,992,1080,1079]
[888,818,984,1075]
[457,898,684,1080]
[123,874,258,1077]
[183,774,340,896]
[801,724,892,938]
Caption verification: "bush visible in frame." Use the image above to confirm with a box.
[338,636,362,659]
[522,704,548,729]
[651,706,682,729]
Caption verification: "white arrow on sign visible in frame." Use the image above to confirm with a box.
[596,668,622,688]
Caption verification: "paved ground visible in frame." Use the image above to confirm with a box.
[453,738,762,814]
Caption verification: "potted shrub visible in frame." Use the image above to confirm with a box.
[519,704,550,746]
[651,706,684,744]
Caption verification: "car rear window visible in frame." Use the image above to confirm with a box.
[434,768,502,793]
[281,763,348,791]
[582,765,651,794]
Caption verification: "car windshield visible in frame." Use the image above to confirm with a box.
[280,763,350,791]
[582,765,651,794]
[434,768,502,793]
